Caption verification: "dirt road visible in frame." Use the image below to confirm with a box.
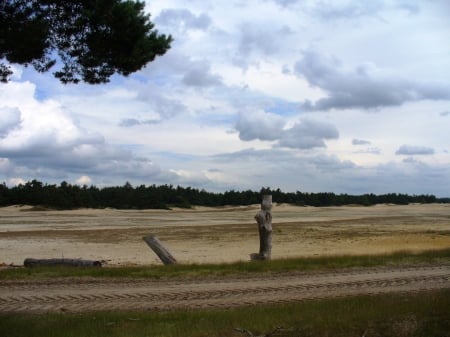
[1,264,449,313]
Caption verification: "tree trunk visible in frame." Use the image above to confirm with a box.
[143,236,177,265]
[251,195,273,261]
[24,258,102,267]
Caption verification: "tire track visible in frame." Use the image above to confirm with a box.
[1,265,449,313]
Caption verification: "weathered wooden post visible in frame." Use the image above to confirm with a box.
[143,236,177,265]
[251,195,272,261]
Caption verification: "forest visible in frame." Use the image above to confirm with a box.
[0,180,447,210]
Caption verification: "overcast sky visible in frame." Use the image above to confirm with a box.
[1,0,450,196]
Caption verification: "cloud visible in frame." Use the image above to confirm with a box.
[394,1,421,15]
[353,147,381,155]
[0,107,21,137]
[352,139,371,145]
[235,112,339,149]
[0,84,104,160]
[233,24,293,68]
[143,50,223,90]
[212,148,357,191]
[155,9,212,31]
[352,139,381,155]
[93,157,164,179]
[312,0,385,20]
[3,0,449,197]
[135,83,188,120]
[269,0,300,7]
[0,81,180,185]
[267,0,419,17]
[0,157,11,173]
[308,153,355,171]
[395,145,435,155]
[402,156,419,164]
[212,147,283,162]
[235,111,285,141]
[277,120,339,149]
[238,24,292,57]
[119,118,159,127]
[181,60,223,87]
[311,0,420,20]
[8,178,26,186]
[76,175,92,185]
[211,147,449,196]
[294,50,450,111]
[169,169,212,186]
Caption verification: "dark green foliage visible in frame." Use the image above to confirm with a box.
[0,0,172,83]
[0,179,446,210]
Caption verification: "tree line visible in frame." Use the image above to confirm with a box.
[0,180,447,210]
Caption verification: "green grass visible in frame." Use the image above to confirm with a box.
[1,248,450,280]
[1,290,449,337]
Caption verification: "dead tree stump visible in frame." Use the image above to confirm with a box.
[251,195,272,261]
[143,236,177,265]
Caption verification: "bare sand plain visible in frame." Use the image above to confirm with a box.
[0,203,449,266]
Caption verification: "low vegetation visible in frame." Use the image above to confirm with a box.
[2,248,450,280]
[2,250,449,336]
[1,289,449,337]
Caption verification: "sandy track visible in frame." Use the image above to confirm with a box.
[1,264,449,313]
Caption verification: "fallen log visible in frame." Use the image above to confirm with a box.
[143,236,177,265]
[24,258,102,267]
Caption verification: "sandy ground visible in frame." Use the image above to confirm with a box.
[2,265,449,313]
[1,203,449,266]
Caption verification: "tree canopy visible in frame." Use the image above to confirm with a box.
[0,180,446,210]
[0,0,172,84]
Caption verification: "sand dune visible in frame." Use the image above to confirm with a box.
[1,203,449,266]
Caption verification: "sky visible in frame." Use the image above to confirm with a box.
[1,0,450,196]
